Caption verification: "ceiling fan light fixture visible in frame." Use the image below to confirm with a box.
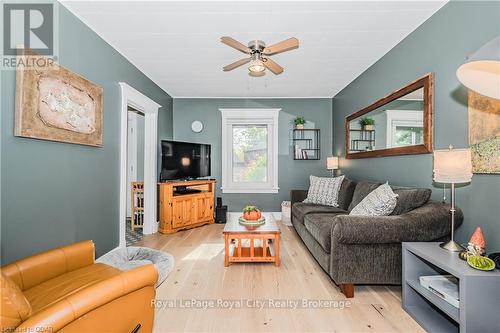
[221,36,298,76]
[248,59,265,73]
[249,70,265,77]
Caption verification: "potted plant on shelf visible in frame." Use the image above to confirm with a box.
[243,205,262,221]
[359,117,375,131]
[294,116,306,129]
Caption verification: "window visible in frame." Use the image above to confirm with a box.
[385,110,424,148]
[220,109,280,193]
[232,125,268,183]
[393,125,423,146]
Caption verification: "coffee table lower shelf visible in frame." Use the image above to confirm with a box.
[224,235,280,266]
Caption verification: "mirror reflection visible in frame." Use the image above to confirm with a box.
[348,88,424,153]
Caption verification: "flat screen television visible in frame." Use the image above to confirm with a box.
[160,140,211,181]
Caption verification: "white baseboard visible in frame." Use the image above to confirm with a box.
[152,220,159,233]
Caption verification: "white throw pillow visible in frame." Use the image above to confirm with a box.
[303,175,344,207]
[350,182,398,216]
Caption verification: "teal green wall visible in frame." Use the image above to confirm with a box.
[332,1,500,248]
[173,98,332,211]
[0,5,173,264]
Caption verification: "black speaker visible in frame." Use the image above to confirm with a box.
[216,205,227,224]
[488,252,500,270]
[216,197,223,207]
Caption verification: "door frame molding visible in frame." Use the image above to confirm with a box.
[126,112,138,218]
[119,82,161,248]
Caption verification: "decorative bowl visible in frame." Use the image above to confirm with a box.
[467,255,496,271]
[238,216,266,226]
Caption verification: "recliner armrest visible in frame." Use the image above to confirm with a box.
[331,201,461,244]
[16,264,158,332]
[2,240,95,290]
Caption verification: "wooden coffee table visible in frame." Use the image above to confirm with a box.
[223,213,281,267]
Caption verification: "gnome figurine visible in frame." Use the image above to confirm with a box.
[467,227,486,256]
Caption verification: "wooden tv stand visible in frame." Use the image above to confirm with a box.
[158,179,215,234]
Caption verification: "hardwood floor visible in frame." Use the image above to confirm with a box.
[137,222,424,333]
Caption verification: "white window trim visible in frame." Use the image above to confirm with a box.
[386,110,423,148]
[220,108,280,194]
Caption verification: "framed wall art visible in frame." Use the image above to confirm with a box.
[468,90,500,174]
[15,49,103,147]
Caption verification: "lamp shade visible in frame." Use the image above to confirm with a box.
[457,60,500,99]
[433,148,472,184]
[327,156,339,170]
[456,37,500,100]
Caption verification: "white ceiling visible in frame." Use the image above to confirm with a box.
[61,1,447,98]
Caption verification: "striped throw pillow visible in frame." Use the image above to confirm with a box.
[303,175,344,207]
[350,182,398,216]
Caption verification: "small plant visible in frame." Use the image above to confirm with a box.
[243,205,262,221]
[243,205,259,213]
[294,116,306,126]
[358,117,375,126]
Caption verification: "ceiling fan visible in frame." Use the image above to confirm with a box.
[221,37,299,77]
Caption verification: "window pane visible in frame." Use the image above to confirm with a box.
[395,126,423,146]
[232,125,268,182]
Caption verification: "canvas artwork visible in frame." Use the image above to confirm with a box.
[468,90,500,174]
[15,50,103,146]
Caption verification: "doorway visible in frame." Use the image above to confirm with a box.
[119,83,161,248]
[126,108,145,245]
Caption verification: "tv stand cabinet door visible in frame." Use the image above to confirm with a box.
[172,197,195,228]
[196,194,213,222]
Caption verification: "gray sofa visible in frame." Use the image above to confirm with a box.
[291,178,463,298]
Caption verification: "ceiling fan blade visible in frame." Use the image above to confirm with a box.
[263,37,299,55]
[263,57,284,75]
[220,36,251,54]
[223,58,251,71]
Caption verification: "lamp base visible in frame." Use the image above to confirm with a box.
[440,240,465,252]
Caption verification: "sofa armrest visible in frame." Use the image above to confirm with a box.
[291,190,308,206]
[2,240,95,290]
[16,264,158,332]
[332,201,462,244]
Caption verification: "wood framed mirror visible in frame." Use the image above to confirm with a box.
[345,73,433,159]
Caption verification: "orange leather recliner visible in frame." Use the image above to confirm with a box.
[1,240,158,332]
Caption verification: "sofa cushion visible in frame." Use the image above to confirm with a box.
[303,175,344,207]
[348,181,431,215]
[304,213,345,253]
[292,203,347,223]
[391,186,432,215]
[350,183,398,216]
[292,217,332,273]
[338,178,357,211]
[24,263,121,314]
[348,181,382,212]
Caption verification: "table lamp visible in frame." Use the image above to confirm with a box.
[433,146,473,252]
[327,156,339,177]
